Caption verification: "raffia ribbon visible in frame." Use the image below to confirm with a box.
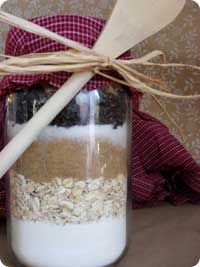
[1,49,200,100]
[0,10,200,140]
[0,10,200,99]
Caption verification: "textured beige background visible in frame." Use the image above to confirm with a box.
[0,0,200,162]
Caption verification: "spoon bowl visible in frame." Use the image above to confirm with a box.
[95,0,186,57]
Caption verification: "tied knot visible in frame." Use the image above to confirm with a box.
[102,56,113,68]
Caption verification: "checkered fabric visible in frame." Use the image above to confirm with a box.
[0,15,199,218]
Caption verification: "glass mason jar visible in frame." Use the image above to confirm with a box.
[5,83,132,267]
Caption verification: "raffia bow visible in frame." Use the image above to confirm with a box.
[1,49,200,100]
[0,10,200,140]
[0,10,200,100]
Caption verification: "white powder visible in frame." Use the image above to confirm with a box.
[8,123,128,148]
[11,216,127,267]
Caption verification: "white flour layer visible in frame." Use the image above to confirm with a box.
[8,123,128,148]
[11,216,127,267]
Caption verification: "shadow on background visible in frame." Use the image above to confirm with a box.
[0,222,14,267]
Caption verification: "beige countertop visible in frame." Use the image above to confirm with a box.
[0,204,200,267]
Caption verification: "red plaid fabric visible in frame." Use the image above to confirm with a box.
[1,15,127,96]
[0,15,200,218]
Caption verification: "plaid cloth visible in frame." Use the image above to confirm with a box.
[0,15,200,218]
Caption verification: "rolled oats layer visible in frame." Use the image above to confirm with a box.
[10,171,127,225]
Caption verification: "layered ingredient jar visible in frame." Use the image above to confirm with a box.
[6,83,131,267]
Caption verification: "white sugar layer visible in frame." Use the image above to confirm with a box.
[11,216,127,267]
[8,123,128,148]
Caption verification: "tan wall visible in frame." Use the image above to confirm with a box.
[1,0,200,162]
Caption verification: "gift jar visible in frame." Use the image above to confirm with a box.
[6,83,132,267]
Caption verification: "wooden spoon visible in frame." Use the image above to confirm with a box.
[0,0,186,178]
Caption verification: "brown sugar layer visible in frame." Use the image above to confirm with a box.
[12,138,128,183]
